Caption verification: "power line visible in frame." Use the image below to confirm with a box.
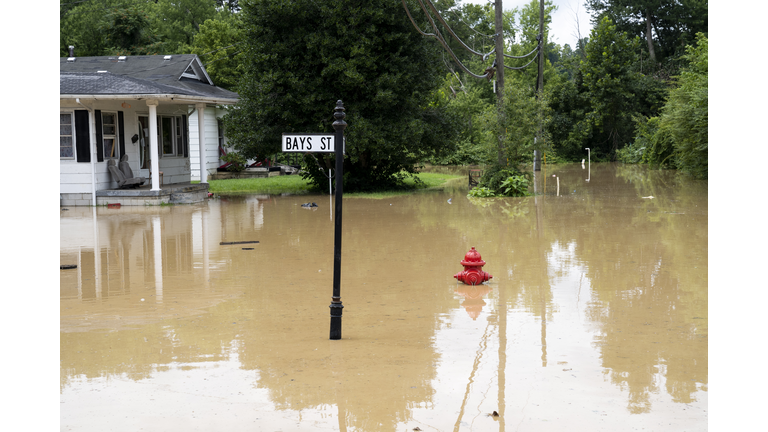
[449,9,494,39]
[421,0,495,60]
[504,50,539,70]
[403,0,490,79]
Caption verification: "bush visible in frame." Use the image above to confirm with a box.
[500,175,531,197]
[478,165,530,196]
[467,186,496,198]
[221,151,247,172]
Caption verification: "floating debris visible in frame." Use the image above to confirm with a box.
[301,202,318,208]
[220,241,259,245]
[60,264,77,270]
[242,248,254,250]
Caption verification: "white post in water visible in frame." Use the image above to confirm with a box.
[585,148,591,182]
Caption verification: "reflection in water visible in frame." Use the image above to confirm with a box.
[61,164,707,430]
[454,284,492,320]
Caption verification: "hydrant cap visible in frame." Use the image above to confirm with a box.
[460,247,486,267]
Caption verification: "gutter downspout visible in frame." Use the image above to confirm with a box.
[77,98,98,206]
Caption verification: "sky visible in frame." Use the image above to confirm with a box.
[457,0,594,49]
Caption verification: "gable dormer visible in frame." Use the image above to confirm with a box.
[179,57,214,86]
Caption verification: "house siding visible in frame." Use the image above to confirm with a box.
[189,107,225,182]
[61,100,194,199]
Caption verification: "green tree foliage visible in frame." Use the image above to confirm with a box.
[225,0,458,192]
[151,0,223,53]
[663,33,707,178]
[101,7,168,55]
[581,17,642,157]
[553,17,666,161]
[186,15,245,91]
[622,34,707,178]
[586,0,708,63]
[60,0,141,56]
[60,0,226,57]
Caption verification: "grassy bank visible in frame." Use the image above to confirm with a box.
[205,172,464,196]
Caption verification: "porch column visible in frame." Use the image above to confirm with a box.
[196,103,207,183]
[147,100,161,191]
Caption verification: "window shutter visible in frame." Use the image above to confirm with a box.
[118,111,126,157]
[182,115,188,158]
[95,110,104,162]
[74,110,90,163]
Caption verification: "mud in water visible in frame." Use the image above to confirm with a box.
[60,163,707,431]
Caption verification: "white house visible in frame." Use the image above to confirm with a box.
[60,53,238,205]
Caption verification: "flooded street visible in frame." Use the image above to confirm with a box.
[60,163,707,431]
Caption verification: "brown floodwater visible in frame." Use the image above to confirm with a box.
[60,163,707,431]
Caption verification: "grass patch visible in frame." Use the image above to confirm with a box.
[208,175,312,195]
[207,172,464,197]
[346,172,465,199]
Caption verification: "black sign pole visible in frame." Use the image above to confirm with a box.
[329,100,346,340]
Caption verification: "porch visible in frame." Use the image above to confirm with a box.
[93,182,209,206]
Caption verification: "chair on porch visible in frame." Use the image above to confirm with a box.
[118,155,147,185]
[108,159,143,189]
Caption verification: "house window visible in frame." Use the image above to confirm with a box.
[60,113,74,159]
[102,112,118,159]
[158,116,185,157]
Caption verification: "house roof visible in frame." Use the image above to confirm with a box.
[60,54,239,104]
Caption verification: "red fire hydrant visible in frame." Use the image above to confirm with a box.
[454,247,493,285]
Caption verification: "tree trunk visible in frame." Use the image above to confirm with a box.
[645,9,657,63]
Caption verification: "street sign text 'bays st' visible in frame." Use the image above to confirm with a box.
[282,133,344,153]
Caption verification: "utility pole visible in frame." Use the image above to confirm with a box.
[495,0,505,166]
[533,0,544,171]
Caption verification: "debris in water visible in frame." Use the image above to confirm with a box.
[242,248,254,250]
[220,241,259,245]
[447,198,452,204]
[491,411,500,417]
[301,202,318,208]
[641,196,655,199]
[60,264,77,270]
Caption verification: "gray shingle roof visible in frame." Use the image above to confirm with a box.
[60,54,238,102]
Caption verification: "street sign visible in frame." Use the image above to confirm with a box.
[282,133,340,153]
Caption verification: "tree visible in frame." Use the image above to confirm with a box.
[663,33,707,178]
[101,7,168,55]
[225,0,458,192]
[149,0,223,53]
[60,0,134,56]
[186,15,245,91]
[625,33,707,177]
[586,0,708,63]
[576,17,647,159]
